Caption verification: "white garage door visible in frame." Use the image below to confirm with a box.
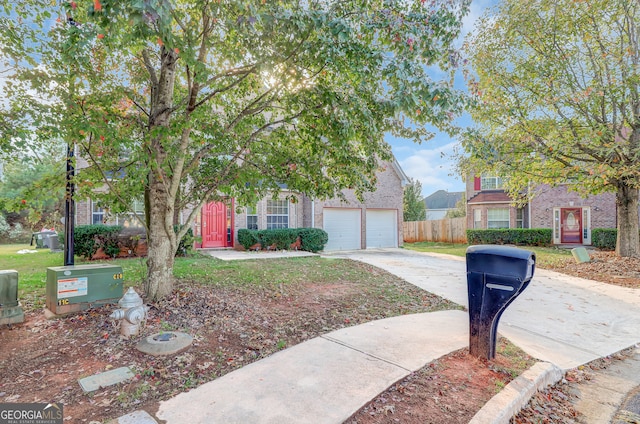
[323,208,361,251]
[366,209,398,248]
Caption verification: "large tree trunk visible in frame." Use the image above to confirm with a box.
[143,46,179,301]
[615,182,640,258]
[145,178,177,301]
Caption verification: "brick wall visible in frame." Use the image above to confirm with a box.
[530,184,617,229]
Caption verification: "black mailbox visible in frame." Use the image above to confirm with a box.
[466,245,535,359]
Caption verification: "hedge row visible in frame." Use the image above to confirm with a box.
[74,225,193,259]
[237,228,328,253]
[466,228,553,246]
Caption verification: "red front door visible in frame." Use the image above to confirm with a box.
[202,201,233,248]
[561,208,582,244]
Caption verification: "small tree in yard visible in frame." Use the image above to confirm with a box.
[445,197,465,219]
[403,178,426,222]
[462,0,640,257]
[1,0,470,300]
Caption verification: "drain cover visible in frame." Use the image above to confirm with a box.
[136,331,193,356]
[153,332,177,342]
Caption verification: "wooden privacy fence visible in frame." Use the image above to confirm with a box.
[403,217,467,243]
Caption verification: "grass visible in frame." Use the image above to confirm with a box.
[2,244,456,312]
[403,242,574,269]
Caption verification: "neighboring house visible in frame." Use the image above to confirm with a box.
[466,175,622,246]
[76,159,409,252]
[423,190,464,220]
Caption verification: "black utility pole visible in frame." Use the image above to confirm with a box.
[64,142,74,266]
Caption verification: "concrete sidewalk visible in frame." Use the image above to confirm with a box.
[155,310,469,423]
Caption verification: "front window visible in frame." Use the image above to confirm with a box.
[516,208,524,228]
[481,176,504,190]
[266,199,288,229]
[473,209,482,229]
[487,208,510,229]
[92,202,104,224]
[246,206,258,230]
[116,199,145,228]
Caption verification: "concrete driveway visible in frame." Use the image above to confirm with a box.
[327,248,640,370]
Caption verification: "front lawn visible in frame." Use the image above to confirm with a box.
[403,241,574,269]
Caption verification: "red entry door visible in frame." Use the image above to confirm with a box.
[202,202,232,248]
[561,208,582,244]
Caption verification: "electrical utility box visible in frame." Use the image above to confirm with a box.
[0,269,24,325]
[46,264,124,315]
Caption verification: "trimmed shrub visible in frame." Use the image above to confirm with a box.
[74,225,122,259]
[592,228,617,250]
[237,228,328,252]
[258,228,298,250]
[97,228,122,258]
[298,228,329,253]
[466,228,552,246]
[238,228,261,249]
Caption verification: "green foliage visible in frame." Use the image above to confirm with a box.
[445,198,466,218]
[297,228,329,253]
[461,0,640,256]
[466,229,552,246]
[258,229,299,250]
[2,0,471,299]
[237,228,328,253]
[0,159,65,229]
[96,227,122,258]
[74,225,122,259]
[592,228,618,251]
[175,226,195,256]
[403,178,426,222]
[237,229,261,250]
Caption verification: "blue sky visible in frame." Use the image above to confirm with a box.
[388,0,494,197]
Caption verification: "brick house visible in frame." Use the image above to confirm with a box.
[466,175,623,246]
[76,159,408,251]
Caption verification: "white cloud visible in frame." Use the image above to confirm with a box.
[395,141,465,197]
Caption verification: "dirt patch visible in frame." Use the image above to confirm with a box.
[347,339,535,424]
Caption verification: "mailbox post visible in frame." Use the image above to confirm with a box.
[466,245,535,359]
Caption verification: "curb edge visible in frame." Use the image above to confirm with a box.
[469,361,564,424]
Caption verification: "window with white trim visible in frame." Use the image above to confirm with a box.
[481,176,504,190]
[266,199,288,229]
[92,201,105,224]
[487,208,510,229]
[116,199,145,228]
[516,208,524,228]
[473,209,482,229]
[246,205,258,230]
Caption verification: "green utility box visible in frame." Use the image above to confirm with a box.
[46,264,124,315]
[0,269,24,325]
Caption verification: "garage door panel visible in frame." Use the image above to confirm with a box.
[366,210,397,248]
[323,208,361,251]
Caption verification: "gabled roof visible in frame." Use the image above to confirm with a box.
[390,159,409,186]
[424,190,464,209]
